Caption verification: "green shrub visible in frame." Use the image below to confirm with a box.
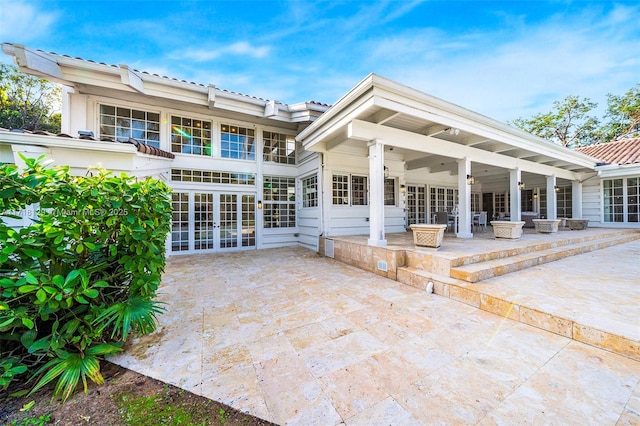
[0,154,172,401]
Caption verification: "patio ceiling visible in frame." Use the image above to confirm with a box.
[298,74,600,181]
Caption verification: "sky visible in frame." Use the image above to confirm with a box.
[0,0,639,123]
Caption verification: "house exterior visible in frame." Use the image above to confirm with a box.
[2,43,639,256]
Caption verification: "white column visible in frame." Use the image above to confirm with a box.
[368,139,387,246]
[509,168,522,222]
[572,180,582,219]
[546,175,557,220]
[456,158,473,238]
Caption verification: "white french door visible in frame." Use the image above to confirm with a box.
[171,191,256,253]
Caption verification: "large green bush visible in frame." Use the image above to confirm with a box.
[0,155,172,400]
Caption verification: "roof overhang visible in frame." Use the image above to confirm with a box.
[297,73,600,179]
[1,43,328,124]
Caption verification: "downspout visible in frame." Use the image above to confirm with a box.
[318,152,324,238]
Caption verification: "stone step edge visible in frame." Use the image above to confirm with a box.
[449,233,640,283]
[396,267,640,362]
[438,229,640,268]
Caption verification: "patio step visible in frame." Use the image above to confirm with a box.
[450,231,640,283]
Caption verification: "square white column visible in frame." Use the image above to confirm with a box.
[510,168,522,222]
[456,158,473,238]
[368,140,387,246]
[546,175,557,220]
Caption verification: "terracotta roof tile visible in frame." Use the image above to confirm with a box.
[575,138,640,165]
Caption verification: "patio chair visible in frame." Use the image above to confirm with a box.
[473,211,488,232]
[435,211,454,232]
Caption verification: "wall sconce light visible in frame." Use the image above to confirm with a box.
[400,184,406,193]
[466,174,475,185]
[257,200,263,209]
[554,185,560,192]
[518,181,525,190]
[384,166,390,178]
[533,193,538,200]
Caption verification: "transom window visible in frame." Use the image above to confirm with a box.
[263,176,296,228]
[302,175,318,208]
[99,105,160,148]
[171,116,212,156]
[171,169,255,185]
[221,123,255,160]
[263,131,295,164]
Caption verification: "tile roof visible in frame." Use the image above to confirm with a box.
[574,138,640,165]
[0,128,175,159]
[8,44,315,107]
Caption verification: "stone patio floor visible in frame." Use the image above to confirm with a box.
[110,240,640,425]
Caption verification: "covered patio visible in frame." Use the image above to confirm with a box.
[296,74,599,246]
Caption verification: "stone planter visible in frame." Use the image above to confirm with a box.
[490,221,526,239]
[566,219,589,230]
[532,219,561,234]
[410,224,447,248]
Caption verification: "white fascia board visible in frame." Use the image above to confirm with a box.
[296,74,375,143]
[596,164,640,178]
[2,44,63,79]
[348,119,580,180]
[300,97,376,151]
[0,132,137,155]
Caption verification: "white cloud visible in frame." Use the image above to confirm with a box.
[355,4,640,122]
[173,42,271,63]
[0,0,57,43]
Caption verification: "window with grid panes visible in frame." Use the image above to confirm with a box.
[628,177,639,222]
[429,187,459,217]
[332,175,349,205]
[170,115,212,155]
[556,186,572,218]
[471,192,481,213]
[351,176,368,206]
[384,178,396,206]
[171,169,255,185]
[302,176,318,208]
[604,179,624,222]
[407,185,426,225]
[242,195,256,246]
[99,105,160,148]
[263,131,296,164]
[220,123,255,160]
[171,192,189,252]
[263,176,296,228]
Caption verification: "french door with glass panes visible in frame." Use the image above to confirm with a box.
[171,191,256,253]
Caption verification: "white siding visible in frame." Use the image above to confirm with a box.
[582,178,602,226]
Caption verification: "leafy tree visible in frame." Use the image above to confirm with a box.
[0,64,61,133]
[0,155,172,401]
[598,84,640,141]
[511,96,599,147]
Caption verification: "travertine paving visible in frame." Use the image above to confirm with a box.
[111,243,640,425]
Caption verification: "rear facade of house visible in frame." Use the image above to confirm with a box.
[1,44,639,257]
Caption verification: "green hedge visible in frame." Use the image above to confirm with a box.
[0,154,172,400]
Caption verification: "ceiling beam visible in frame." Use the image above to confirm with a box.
[347,119,580,180]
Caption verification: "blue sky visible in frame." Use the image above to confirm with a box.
[1,0,639,122]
